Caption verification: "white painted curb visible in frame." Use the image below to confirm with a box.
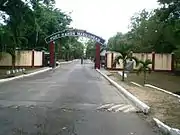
[153,118,180,135]
[0,60,74,83]
[59,61,73,64]
[145,84,180,99]
[96,69,150,114]
[0,68,51,83]
[131,82,143,87]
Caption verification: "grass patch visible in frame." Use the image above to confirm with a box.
[107,70,180,129]
[124,71,180,94]
[108,69,180,94]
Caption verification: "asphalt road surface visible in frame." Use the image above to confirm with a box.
[0,60,160,135]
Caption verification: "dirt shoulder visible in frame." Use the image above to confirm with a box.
[127,71,180,94]
[102,70,180,129]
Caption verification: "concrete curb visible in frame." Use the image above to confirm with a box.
[145,84,180,99]
[0,60,74,83]
[59,60,73,64]
[130,81,143,87]
[96,69,150,114]
[153,118,180,135]
[0,68,51,83]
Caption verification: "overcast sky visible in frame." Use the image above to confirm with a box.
[55,0,159,40]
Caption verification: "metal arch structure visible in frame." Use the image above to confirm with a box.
[45,29,106,45]
[45,29,106,69]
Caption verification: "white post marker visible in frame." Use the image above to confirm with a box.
[12,70,15,74]
[6,70,11,75]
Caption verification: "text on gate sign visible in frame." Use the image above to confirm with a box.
[45,29,105,45]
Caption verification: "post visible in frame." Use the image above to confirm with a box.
[50,41,55,68]
[171,52,175,72]
[111,53,114,69]
[95,43,100,69]
[105,53,107,69]
[152,52,155,71]
[81,56,83,64]
[42,51,45,67]
[32,49,34,68]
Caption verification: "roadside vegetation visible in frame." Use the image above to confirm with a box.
[0,0,84,69]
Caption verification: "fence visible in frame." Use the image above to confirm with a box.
[0,50,44,67]
[105,52,174,71]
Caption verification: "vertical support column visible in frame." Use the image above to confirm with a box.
[105,53,107,69]
[32,49,34,68]
[95,43,100,69]
[42,51,45,67]
[111,53,114,69]
[171,52,175,72]
[50,41,55,68]
[152,52,155,71]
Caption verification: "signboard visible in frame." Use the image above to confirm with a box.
[45,29,105,45]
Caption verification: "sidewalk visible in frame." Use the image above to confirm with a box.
[100,69,180,130]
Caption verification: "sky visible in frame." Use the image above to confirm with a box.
[56,0,159,41]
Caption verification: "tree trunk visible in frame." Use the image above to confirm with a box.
[12,54,16,69]
[143,71,146,85]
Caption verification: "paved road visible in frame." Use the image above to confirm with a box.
[0,60,160,135]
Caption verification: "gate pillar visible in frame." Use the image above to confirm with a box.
[95,43,100,69]
[50,41,55,68]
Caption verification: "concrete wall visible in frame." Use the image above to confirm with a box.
[15,51,32,66]
[34,51,43,66]
[106,52,173,71]
[0,52,12,66]
[107,53,112,68]
[0,50,43,67]
[154,54,172,70]
[133,53,152,69]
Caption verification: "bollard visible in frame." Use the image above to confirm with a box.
[6,70,11,75]
[12,70,16,74]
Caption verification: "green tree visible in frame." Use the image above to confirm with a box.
[85,40,96,60]
[0,0,73,68]
[111,44,138,81]
[0,0,33,68]
[136,59,152,85]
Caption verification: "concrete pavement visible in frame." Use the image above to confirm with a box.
[0,60,160,135]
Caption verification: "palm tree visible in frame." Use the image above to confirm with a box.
[136,59,152,85]
[112,44,139,81]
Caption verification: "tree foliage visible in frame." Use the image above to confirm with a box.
[85,40,96,60]
[0,0,83,67]
[107,0,180,56]
[111,44,139,81]
[136,59,152,85]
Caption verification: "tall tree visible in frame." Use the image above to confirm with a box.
[85,40,96,60]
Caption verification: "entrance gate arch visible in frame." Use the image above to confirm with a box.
[45,29,106,69]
